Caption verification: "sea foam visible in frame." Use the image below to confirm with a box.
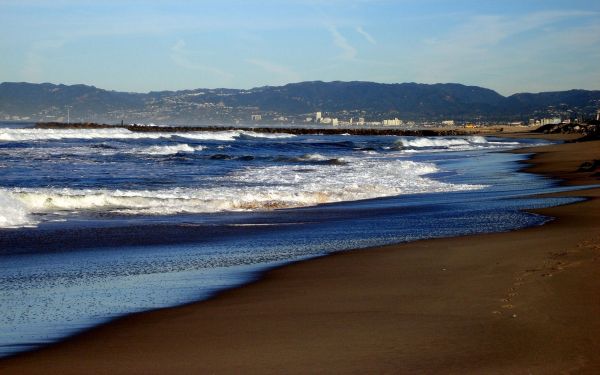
[129,144,201,156]
[6,158,485,225]
[0,191,35,228]
[0,128,295,143]
[396,136,520,151]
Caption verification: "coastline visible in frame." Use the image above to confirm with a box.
[1,136,599,373]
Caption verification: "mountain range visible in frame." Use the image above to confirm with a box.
[1,81,599,124]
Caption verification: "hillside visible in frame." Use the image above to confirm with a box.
[0,81,598,124]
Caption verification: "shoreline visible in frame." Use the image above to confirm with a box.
[1,136,599,373]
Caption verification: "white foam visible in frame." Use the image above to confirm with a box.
[7,158,485,223]
[0,128,295,143]
[175,131,241,142]
[469,136,488,144]
[0,128,166,142]
[0,190,35,228]
[397,137,471,148]
[239,131,296,139]
[298,153,330,161]
[395,136,521,152]
[129,144,201,156]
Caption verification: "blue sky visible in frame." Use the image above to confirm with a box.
[1,0,599,95]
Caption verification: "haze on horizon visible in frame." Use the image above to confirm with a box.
[1,0,599,96]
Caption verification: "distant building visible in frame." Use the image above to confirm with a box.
[251,114,262,121]
[540,117,561,126]
[382,118,402,126]
[332,118,339,126]
[357,117,365,125]
[597,109,600,121]
[441,120,455,126]
[305,117,313,122]
[315,112,322,122]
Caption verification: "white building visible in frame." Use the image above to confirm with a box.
[357,117,365,125]
[251,114,262,121]
[540,117,561,126]
[315,112,322,122]
[441,120,455,126]
[383,118,402,126]
[332,118,339,126]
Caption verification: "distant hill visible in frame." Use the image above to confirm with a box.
[220,81,506,116]
[0,81,598,124]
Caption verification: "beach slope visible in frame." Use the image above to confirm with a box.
[1,139,599,374]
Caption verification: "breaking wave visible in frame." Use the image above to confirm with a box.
[0,191,35,228]
[396,136,520,151]
[238,131,296,139]
[0,128,295,142]
[3,158,486,226]
[128,144,202,156]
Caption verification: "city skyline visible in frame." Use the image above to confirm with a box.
[1,0,599,96]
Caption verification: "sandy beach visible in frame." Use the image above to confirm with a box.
[1,136,599,374]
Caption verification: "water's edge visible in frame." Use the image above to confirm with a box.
[0,142,591,360]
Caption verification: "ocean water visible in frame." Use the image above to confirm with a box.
[0,123,581,357]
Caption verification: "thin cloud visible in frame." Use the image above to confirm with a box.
[356,26,376,44]
[327,26,357,60]
[409,9,600,95]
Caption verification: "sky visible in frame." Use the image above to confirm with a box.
[1,0,599,96]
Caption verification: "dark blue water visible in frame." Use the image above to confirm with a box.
[0,124,582,357]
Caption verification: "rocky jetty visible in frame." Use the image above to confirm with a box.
[35,122,472,137]
[535,122,599,141]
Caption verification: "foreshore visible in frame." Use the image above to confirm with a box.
[1,135,599,373]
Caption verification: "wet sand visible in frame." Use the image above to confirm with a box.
[1,138,599,374]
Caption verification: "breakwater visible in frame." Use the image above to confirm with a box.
[35,122,472,137]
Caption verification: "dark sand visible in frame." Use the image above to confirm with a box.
[1,138,599,374]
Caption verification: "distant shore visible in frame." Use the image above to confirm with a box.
[1,131,600,373]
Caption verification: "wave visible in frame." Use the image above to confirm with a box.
[395,136,520,151]
[173,131,241,142]
[0,128,296,143]
[3,158,486,227]
[129,144,202,156]
[238,131,296,140]
[0,128,167,142]
[0,191,35,228]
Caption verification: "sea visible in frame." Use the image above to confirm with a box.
[0,122,582,357]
